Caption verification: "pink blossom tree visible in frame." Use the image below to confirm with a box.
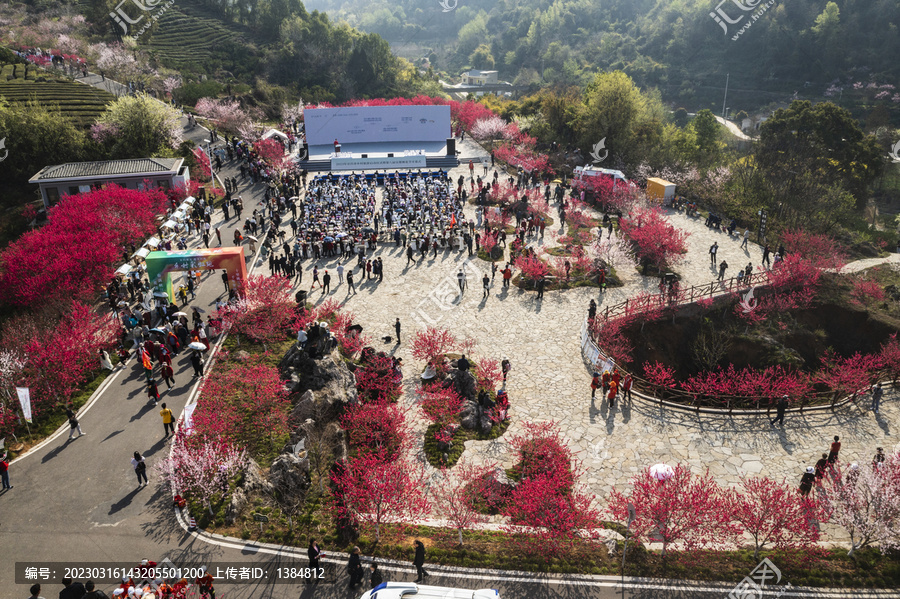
[825,456,900,555]
[726,476,827,560]
[411,327,458,370]
[157,433,247,515]
[215,275,295,347]
[194,98,251,135]
[432,461,493,545]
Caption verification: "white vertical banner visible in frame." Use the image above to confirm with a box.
[15,387,32,424]
[181,403,196,434]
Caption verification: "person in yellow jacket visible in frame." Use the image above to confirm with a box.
[160,403,175,438]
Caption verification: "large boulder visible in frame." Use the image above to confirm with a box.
[459,400,482,430]
[224,487,248,525]
[268,453,310,499]
[241,458,271,494]
[451,369,478,403]
[281,347,357,422]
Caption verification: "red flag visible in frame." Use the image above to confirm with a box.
[142,350,152,371]
[450,214,457,227]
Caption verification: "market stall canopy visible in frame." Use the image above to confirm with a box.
[161,219,178,229]
[262,128,289,141]
[146,237,161,247]
[133,247,150,259]
[115,264,133,276]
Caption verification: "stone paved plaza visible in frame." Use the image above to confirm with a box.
[257,142,900,544]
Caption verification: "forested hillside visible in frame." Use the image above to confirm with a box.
[305,0,900,115]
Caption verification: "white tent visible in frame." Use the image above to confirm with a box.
[262,128,289,141]
[115,264,133,276]
[132,247,150,259]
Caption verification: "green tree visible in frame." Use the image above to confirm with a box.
[812,2,841,41]
[469,44,495,70]
[689,109,724,166]
[95,94,181,159]
[756,100,884,210]
[0,99,89,183]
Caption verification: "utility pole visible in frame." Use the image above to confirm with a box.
[722,73,729,119]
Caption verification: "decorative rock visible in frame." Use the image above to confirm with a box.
[451,369,478,403]
[459,400,482,430]
[268,453,310,500]
[241,458,271,494]
[224,487,247,525]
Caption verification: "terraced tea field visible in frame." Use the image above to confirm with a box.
[0,63,115,126]
[143,3,251,72]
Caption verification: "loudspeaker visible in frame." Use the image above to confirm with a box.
[387,153,394,158]
[446,138,456,155]
[361,154,368,158]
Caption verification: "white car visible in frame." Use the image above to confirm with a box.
[358,582,500,599]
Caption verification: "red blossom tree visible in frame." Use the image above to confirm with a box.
[618,206,690,272]
[411,327,458,368]
[815,350,882,403]
[643,361,676,391]
[6,303,118,419]
[215,275,294,347]
[254,138,286,170]
[340,400,409,460]
[0,184,168,307]
[354,353,402,403]
[432,462,494,545]
[513,253,550,287]
[726,476,827,560]
[879,334,900,385]
[779,229,846,271]
[607,464,737,556]
[331,452,430,543]
[851,278,886,307]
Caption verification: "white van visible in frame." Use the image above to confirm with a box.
[358,582,500,599]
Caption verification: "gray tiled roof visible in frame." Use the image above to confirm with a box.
[31,158,182,181]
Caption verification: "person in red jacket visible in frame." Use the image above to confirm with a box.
[590,372,601,399]
[196,567,216,599]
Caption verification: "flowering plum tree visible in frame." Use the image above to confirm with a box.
[340,400,409,460]
[618,206,689,272]
[608,464,736,556]
[331,452,429,542]
[432,461,493,545]
[215,275,294,347]
[0,184,168,307]
[411,327,458,368]
[157,433,246,515]
[726,476,827,560]
[825,456,900,555]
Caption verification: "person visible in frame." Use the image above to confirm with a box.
[413,540,428,583]
[536,276,545,300]
[0,452,11,490]
[190,351,204,377]
[336,263,344,284]
[622,373,633,402]
[770,395,787,426]
[369,562,384,588]
[740,229,750,248]
[501,357,511,383]
[709,241,718,266]
[322,270,331,294]
[221,270,229,293]
[66,406,84,440]
[827,435,841,465]
[348,546,364,588]
[160,403,175,437]
[82,581,108,599]
[347,269,356,294]
[160,360,174,389]
[297,327,308,349]
[874,447,885,467]
[457,269,466,292]
[718,260,728,281]
[100,349,114,371]
[761,244,771,268]
[307,538,324,580]
[588,299,597,321]
[196,567,216,599]
[482,274,490,298]
[147,380,160,406]
[59,579,86,599]
[457,354,470,372]
[871,382,883,414]
[590,372,600,399]
[814,453,828,482]
[799,466,815,496]
[132,451,148,487]
[28,584,44,599]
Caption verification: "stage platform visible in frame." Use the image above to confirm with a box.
[296,141,459,173]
